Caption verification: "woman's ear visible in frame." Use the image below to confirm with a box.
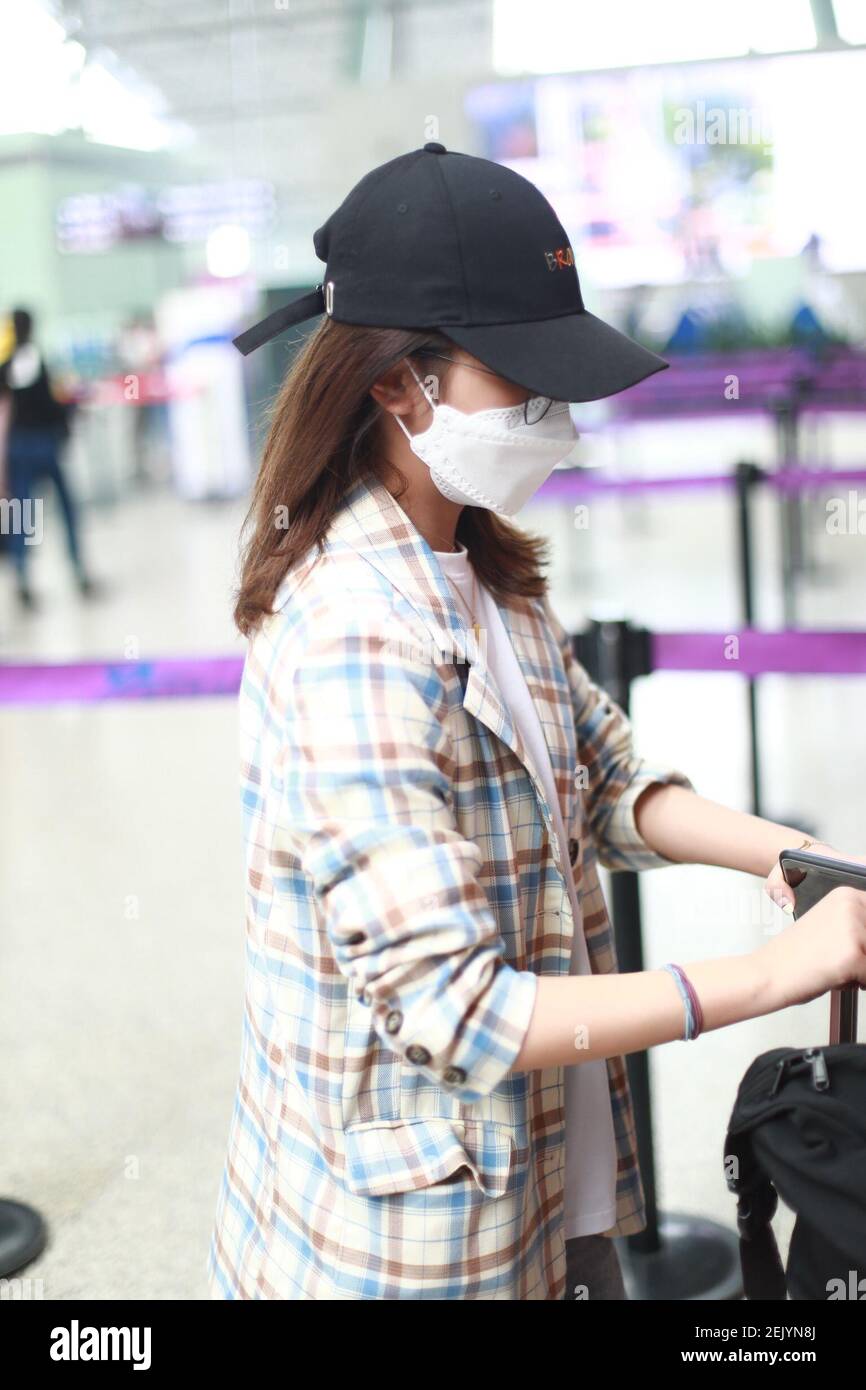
[369,360,431,427]
[369,361,412,413]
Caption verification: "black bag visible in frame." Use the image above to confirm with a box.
[723,987,866,1300]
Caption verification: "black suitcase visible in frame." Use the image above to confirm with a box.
[723,983,865,1300]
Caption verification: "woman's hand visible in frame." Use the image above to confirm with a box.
[754,884,866,1009]
[764,839,866,914]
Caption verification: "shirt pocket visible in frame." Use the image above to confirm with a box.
[342,1116,524,1199]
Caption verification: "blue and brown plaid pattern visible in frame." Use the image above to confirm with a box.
[207,472,694,1299]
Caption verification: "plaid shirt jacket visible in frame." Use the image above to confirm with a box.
[207,472,695,1300]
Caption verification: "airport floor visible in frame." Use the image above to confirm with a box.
[1,469,864,1300]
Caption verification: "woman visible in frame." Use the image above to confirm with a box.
[207,144,866,1301]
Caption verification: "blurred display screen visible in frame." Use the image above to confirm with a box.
[466,49,860,286]
[56,185,164,252]
[57,178,275,253]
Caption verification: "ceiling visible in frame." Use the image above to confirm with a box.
[56,1,492,165]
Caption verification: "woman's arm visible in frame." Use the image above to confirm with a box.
[632,781,807,878]
[541,596,817,882]
[513,950,770,1071]
[540,594,697,873]
[278,598,539,1107]
[514,879,866,1072]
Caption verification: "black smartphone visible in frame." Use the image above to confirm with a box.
[778,847,865,1043]
[778,847,866,916]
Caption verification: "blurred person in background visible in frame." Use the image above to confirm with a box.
[116,310,165,486]
[0,307,100,609]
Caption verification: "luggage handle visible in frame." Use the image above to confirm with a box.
[829,984,859,1045]
[777,850,863,1046]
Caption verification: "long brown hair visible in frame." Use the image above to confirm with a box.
[233,317,552,636]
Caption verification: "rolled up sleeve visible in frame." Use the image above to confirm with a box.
[541,595,696,872]
[279,607,538,1105]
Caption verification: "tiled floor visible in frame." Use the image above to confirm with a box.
[1,449,864,1299]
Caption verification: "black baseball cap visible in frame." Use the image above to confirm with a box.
[233,141,668,404]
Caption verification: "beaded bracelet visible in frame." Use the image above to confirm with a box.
[661,962,705,1041]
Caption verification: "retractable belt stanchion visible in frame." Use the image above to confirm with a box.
[772,376,813,626]
[734,459,817,835]
[734,461,763,819]
[0,1199,46,1278]
[574,617,743,1302]
[544,457,846,829]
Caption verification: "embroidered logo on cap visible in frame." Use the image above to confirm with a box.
[543,247,574,272]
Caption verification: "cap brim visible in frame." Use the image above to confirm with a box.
[441,310,668,403]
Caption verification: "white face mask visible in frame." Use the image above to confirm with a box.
[394,361,578,518]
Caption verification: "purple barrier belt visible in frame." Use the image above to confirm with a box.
[766,466,866,492]
[602,348,866,420]
[1,633,865,705]
[541,465,866,499]
[543,471,735,498]
[608,398,866,420]
[0,656,244,705]
[653,630,866,676]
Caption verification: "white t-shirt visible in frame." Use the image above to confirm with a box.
[434,541,617,1238]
